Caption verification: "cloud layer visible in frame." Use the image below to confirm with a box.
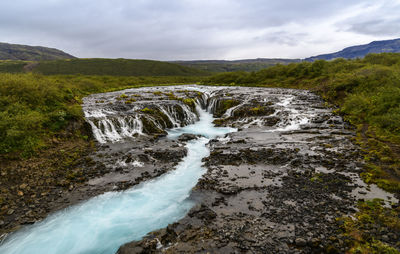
[1,0,399,60]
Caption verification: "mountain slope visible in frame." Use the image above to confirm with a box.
[306,38,400,61]
[0,42,75,61]
[171,58,300,72]
[33,58,210,76]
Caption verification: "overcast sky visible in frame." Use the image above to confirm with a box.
[1,0,399,60]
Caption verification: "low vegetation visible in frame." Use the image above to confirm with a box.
[172,58,299,72]
[0,60,29,73]
[0,58,211,77]
[33,58,210,76]
[339,199,400,253]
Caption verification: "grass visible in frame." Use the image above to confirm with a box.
[339,199,400,253]
[34,58,210,76]
[0,60,28,73]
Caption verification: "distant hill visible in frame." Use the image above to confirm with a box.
[0,42,75,61]
[171,58,300,72]
[306,38,400,61]
[32,58,210,76]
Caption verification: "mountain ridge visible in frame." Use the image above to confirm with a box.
[0,42,75,61]
[305,38,400,61]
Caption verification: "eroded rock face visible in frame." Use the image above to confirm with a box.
[117,87,398,253]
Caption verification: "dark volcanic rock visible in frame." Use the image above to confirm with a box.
[177,133,200,142]
[117,86,398,253]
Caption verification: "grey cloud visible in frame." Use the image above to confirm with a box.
[0,0,398,59]
[349,19,400,36]
[340,1,400,37]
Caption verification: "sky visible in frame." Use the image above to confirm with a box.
[1,0,399,60]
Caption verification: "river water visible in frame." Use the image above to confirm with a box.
[0,107,235,254]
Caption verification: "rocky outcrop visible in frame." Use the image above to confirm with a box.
[117,87,398,253]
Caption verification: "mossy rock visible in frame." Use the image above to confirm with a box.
[140,107,173,129]
[214,99,240,117]
[140,117,167,135]
[232,105,275,118]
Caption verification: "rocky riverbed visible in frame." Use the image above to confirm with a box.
[116,86,399,253]
[0,87,203,239]
[1,85,398,253]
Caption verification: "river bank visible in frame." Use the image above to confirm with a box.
[1,85,399,253]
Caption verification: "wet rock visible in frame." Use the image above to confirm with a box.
[295,237,307,246]
[188,204,217,222]
[178,133,199,141]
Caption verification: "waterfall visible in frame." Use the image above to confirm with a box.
[84,99,203,144]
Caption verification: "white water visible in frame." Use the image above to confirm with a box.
[85,103,199,144]
[0,108,235,254]
[264,95,314,132]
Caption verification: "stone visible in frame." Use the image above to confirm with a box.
[295,237,307,246]
[178,133,199,141]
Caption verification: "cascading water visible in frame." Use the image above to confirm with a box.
[0,105,235,254]
[83,86,204,144]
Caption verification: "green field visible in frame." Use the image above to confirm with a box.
[0,60,29,73]
[34,58,210,76]
[172,58,299,72]
[0,58,211,76]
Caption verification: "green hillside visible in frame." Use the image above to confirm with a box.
[0,60,28,73]
[34,58,210,76]
[0,42,75,61]
[172,58,299,72]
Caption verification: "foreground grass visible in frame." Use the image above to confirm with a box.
[0,73,204,157]
[202,53,400,252]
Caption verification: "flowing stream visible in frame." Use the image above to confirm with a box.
[0,107,235,254]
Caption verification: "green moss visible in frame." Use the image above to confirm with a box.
[339,199,400,253]
[141,107,153,113]
[214,99,240,117]
[124,98,136,104]
[140,107,173,129]
[212,118,227,126]
[140,117,166,135]
[179,98,196,111]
